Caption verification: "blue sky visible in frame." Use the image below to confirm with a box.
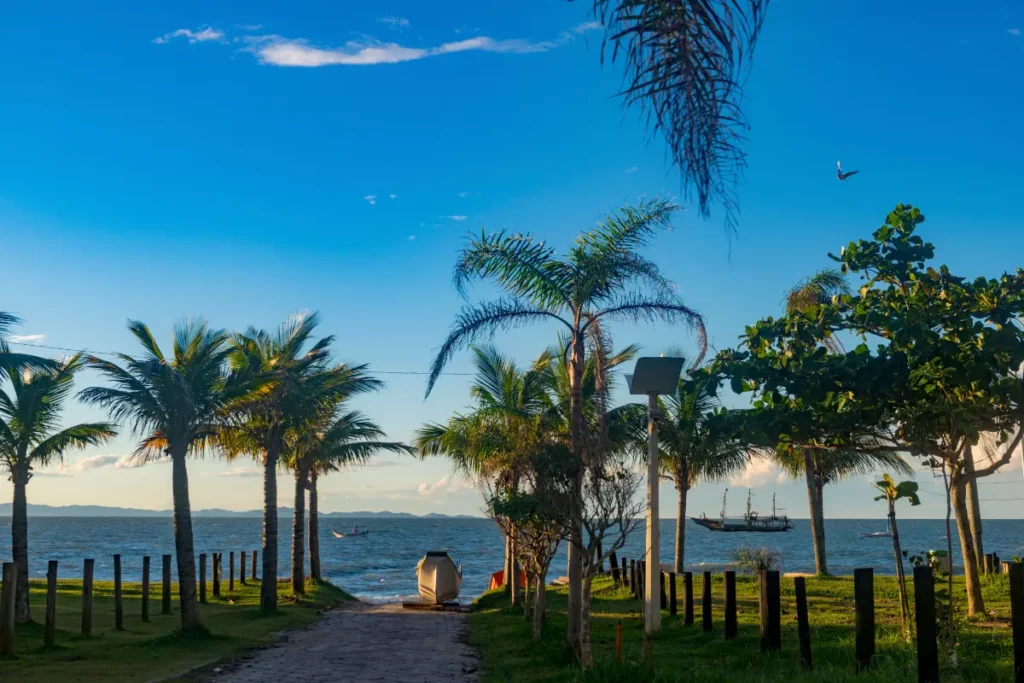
[1,1,1022,518]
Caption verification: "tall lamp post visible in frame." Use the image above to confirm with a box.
[626,356,684,634]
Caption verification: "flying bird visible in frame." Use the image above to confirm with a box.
[837,161,860,181]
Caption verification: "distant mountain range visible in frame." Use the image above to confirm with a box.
[0,503,481,520]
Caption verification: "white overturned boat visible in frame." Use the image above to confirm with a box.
[416,551,463,604]
[331,529,369,538]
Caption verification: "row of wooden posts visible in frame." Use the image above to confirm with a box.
[605,551,1024,683]
[0,550,259,654]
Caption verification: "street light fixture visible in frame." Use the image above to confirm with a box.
[626,356,684,634]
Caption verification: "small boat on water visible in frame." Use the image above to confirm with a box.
[331,529,370,538]
[417,551,463,604]
[692,489,793,533]
[858,519,892,538]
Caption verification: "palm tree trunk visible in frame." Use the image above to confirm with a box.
[802,449,828,575]
[309,470,321,583]
[171,451,201,631]
[963,446,985,569]
[951,473,985,616]
[532,571,547,640]
[261,441,281,614]
[566,330,585,655]
[674,465,688,574]
[12,466,31,623]
[291,465,307,595]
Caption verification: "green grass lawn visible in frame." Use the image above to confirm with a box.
[0,576,355,682]
[469,572,1016,682]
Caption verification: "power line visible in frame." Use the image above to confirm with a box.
[4,340,474,376]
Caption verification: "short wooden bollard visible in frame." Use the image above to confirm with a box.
[45,560,58,647]
[252,550,258,581]
[609,552,620,587]
[637,560,645,602]
[629,559,637,597]
[854,568,875,671]
[229,551,235,591]
[1008,563,1024,683]
[0,562,16,653]
[684,572,694,626]
[914,566,939,683]
[669,572,678,616]
[984,554,993,574]
[702,571,713,632]
[114,554,124,630]
[199,553,207,604]
[81,558,94,636]
[142,555,151,621]
[759,570,781,651]
[241,551,247,585]
[993,553,1001,574]
[724,570,737,640]
[795,576,812,670]
[162,554,172,614]
[213,553,221,597]
[660,572,667,610]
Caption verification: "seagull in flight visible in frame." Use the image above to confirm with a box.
[837,161,860,181]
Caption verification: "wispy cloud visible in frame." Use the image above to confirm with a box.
[115,453,170,469]
[624,166,638,174]
[572,21,603,34]
[8,333,45,343]
[457,191,470,198]
[389,193,398,199]
[363,194,377,205]
[60,454,121,473]
[417,475,470,496]
[153,26,225,45]
[445,215,467,221]
[380,16,410,29]
[212,467,262,478]
[1009,28,1022,36]
[408,235,416,241]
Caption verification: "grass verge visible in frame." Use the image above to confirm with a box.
[468,572,1015,682]
[0,577,356,682]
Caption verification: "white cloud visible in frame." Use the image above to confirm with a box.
[246,28,579,68]
[457,191,470,198]
[363,194,377,205]
[8,334,45,343]
[212,467,262,478]
[59,454,121,473]
[389,193,398,199]
[445,215,467,221]
[572,21,603,34]
[235,24,263,31]
[380,16,410,29]
[729,458,787,488]
[1009,28,1021,36]
[153,26,225,45]
[408,235,416,241]
[417,474,470,496]
[624,166,639,174]
[115,453,170,469]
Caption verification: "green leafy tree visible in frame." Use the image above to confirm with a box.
[874,474,920,639]
[81,320,234,632]
[1,354,116,622]
[426,198,705,652]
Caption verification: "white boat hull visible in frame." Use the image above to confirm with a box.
[417,552,462,604]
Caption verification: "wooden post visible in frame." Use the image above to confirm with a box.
[162,554,172,614]
[45,560,58,647]
[993,553,1001,574]
[142,555,151,621]
[0,562,15,654]
[252,550,258,581]
[702,571,713,632]
[609,552,620,587]
[81,558,94,636]
[724,570,737,640]
[1009,563,1024,683]
[1006,561,1015,575]
[984,554,993,574]
[114,554,124,630]
[629,559,637,597]
[795,576,812,670]
[637,560,645,602]
[241,551,247,585]
[854,568,875,672]
[759,570,781,651]
[229,551,235,591]
[661,572,667,610]
[199,553,207,604]
[669,572,678,616]
[914,566,939,683]
[213,553,221,597]
[684,571,694,626]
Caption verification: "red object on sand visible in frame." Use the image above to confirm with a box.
[488,569,527,590]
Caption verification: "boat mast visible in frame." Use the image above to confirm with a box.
[720,489,728,522]
[746,488,752,520]
[772,493,777,519]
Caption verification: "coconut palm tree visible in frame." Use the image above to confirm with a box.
[293,410,412,583]
[0,354,116,622]
[426,198,705,651]
[223,313,381,610]
[81,320,234,632]
[0,312,56,374]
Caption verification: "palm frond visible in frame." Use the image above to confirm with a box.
[589,294,707,363]
[454,230,572,309]
[31,422,118,467]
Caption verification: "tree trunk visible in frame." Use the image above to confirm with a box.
[308,470,321,583]
[532,572,546,640]
[509,526,519,607]
[12,466,31,623]
[502,527,511,591]
[963,446,985,569]
[261,440,281,614]
[802,449,828,575]
[889,500,911,640]
[579,572,594,669]
[951,474,986,616]
[523,573,532,621]
[291,465,307,595]
[674,465,689,573]
[565,330,585,655]
[170,451,201,631]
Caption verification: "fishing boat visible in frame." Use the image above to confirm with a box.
[331,529,370,538]
[692,489,793,533]
[858,518,892,538]
[416,551,463,604]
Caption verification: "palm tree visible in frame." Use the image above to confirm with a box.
[81,320,233,632]
[0,354,116,622]
[0,312,56,374]
[223,313,380,610]
[293,410,412,583]
[426,198,705,651]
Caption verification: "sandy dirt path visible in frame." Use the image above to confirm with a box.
[212,603,480,683]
